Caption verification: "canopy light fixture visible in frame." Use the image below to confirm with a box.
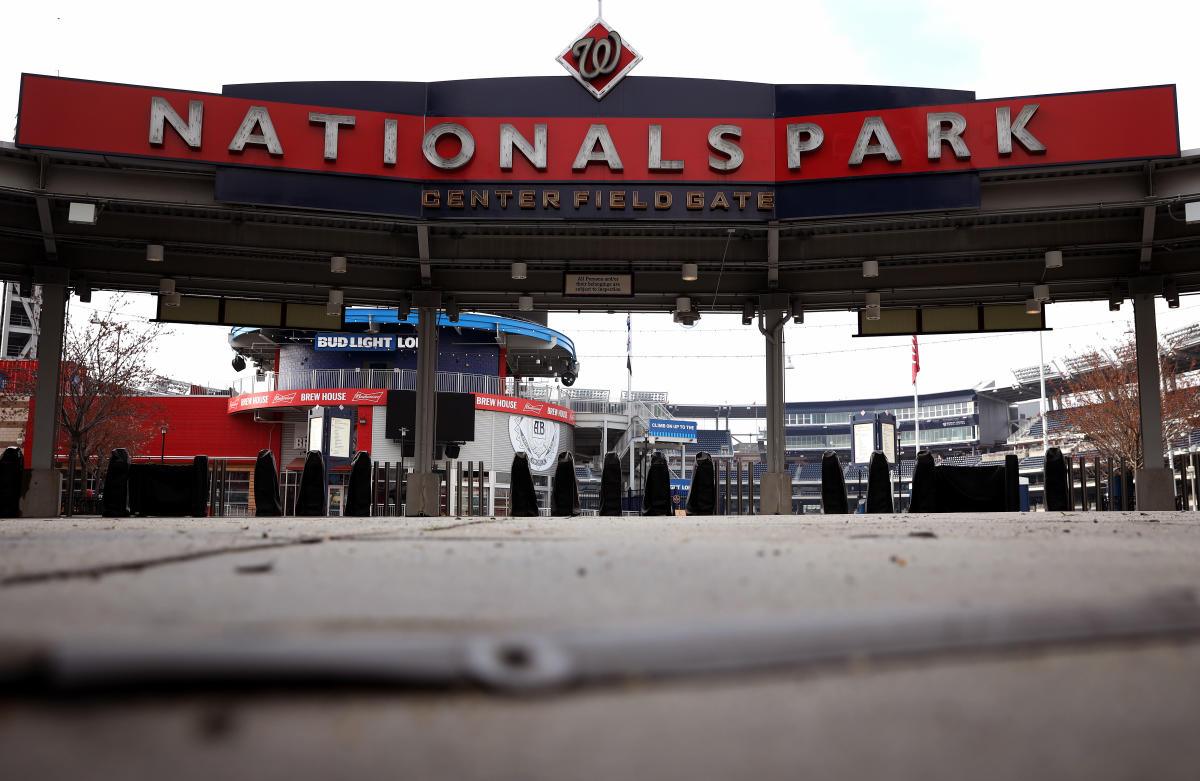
[1045,249,1063,269]
[445,296,460,322]
[327,289,344,316]
[1026,298,1042,315]
[862,259,879,278]
[791,296,804,324]
[518,294,533,311]
[146,244,164,262]
[74,280,91,303]
[1033,283,1050,302]
[163,291,181,308]
[674,296,700,326]
[330,255,347,274]
[741,300,755,326]
[511,262,527,280]
[864,291,881,321]
[396,292,411,320]
[1109,285,1124,312]
[67,202,98,225]
[158,278,175,295]
[1164,278,1180,308]
[681,263,698,282]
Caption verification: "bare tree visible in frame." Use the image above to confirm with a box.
[55,297,167,508]
[1055,332,1200,468]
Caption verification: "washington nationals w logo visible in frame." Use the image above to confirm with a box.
[557,18,642,100]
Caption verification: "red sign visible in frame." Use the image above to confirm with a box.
[16,75,1179,185]
[227,388,575,426]
[473,393,576,425]
[227,388,388,413]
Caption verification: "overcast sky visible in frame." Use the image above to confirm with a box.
[3,0,1198,405]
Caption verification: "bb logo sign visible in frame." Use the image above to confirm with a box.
[557,17,641,100]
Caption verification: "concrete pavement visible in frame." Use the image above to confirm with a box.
[2,511,1199,779]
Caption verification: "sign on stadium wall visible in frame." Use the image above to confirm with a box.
[228,388,575,425]
[16,75,1179,221]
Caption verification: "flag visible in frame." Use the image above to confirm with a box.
[911,334,920,384]
[626,312,632,375]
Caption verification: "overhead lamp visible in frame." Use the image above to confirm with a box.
[1033,283,1050,302]
[741,300,755,326]
[864,292,881,321]
[445,296,460,322]
[330,255,347,274]
[163,291,181,307]
[74,280,91,303]
[518,295,534,311]
[1109,285,1123,312]
[67,202,98,225]
[396,292,411,320]
[158,278,175,295]
[146,244,164,262]
[862,259,879,278]
[682,263,698,282]
[790,296,804,324]
[1044,249,1063,269]
[327,288,344,316]
[674,296,700,326]
[1025,298,1042,315]
[1163,278,1180,308]
[511,262,527,280]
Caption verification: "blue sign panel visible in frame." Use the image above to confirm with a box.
[315,334,416,351]
[649,419,698,442]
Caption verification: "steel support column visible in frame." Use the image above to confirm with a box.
[1132,292,1175,510]
[406,305,441,516]
[759,303,791,514]
[25,283,67,516]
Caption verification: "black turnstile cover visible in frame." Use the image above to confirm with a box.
[551,451,581,516]
[642,451,672,516]
[598,452,623,516]
[820,451,850,514]
[345,451,373,517]
[509,452,539,517]
[909,450,937,512]
[685,451,717,515]
[0,446,23,518]
[866,451,894,513]
[1044,447,1071,511]
[102,448,131,518]
[254,449,283,517]
[295,450,328,516]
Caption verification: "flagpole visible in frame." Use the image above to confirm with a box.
[912,334,920,460]
[627,312,634,507]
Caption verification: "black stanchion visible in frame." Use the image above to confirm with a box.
[254,450,282,517]
[866,451,894,513]
[642,451,672,516]
[509,452,539,517]
[820,450,850,514]
[191,455,209,517]
[1044,447,1071,511]
[685,451,717,515]
[598,452,623,516]
[295,450,327,516]
[551,451,581,516]
[0,446,23,518]
[102,449,131,518]
[345,451,373,517]
[908,451,937,513]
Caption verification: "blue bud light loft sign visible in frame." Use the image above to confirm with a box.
[648,419,698,442]
[315,334,417,351]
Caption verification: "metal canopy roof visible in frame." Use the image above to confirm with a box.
[2,142,1200,317]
